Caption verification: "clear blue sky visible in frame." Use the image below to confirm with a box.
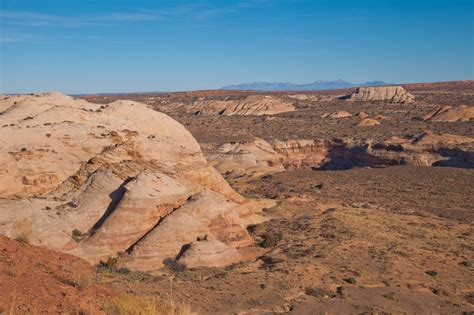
[0,0,472,94]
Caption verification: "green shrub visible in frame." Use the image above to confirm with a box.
[71,229,83,242]
[260,231,283,248]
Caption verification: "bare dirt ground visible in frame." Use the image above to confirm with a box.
[74,82,473,314]
[0,236,115,314]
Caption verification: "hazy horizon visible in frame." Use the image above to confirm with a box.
[1,0,473,94]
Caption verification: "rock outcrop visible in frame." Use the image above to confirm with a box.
[271,139,331,170]
[356,114,391,126]
[205,138,334,178]
[205,133,474,176]
[321,111,352,119]
[185,95,296,116]
[370,132,474,167]
[358,118,381,126]
[422,105,474,122]
[206,139,285,178]
[341,86,415,103]
[0,93,274,271]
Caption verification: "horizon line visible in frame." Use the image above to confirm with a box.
[1,79,473,96]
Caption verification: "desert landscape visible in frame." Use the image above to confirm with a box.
[0,81,472,314]
[1,0,472,313]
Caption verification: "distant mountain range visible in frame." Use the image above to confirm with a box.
[220,80,388,91]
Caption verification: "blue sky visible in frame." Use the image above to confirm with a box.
[0,0,472,93]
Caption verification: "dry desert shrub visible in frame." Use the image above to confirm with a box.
[169,303,197,315]
[11,218,33,243]
[304,287,334,298]
[260,231,283,248]
[104,294,159,315]
[71,228,84,242]
[104,294,197,315]
[104,294,198,315]
[74,266,93,290]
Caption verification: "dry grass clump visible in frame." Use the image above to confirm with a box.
[169,303,197,315]
[104,294,197,315]
[12,218,33,243]
[104,294,159,315]
[73,266,93,290]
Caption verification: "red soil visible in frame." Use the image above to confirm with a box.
[0,236,115,314]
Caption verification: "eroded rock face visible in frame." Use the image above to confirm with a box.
[206,139,285,178]
[271,139,331,170]
[342,86,415,103]
[204,138,334,178]
[422,105,474,122]
[205,133,474,176]
[185,95,296,116]
[370,132,474,167]
[0,93,274,271]
[123,190,269,270]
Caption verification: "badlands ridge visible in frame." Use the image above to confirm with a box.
[183,95,296,116]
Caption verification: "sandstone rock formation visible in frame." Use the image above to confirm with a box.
[205,139,333,177]
[356,114,390,126]
[206,139,285,178]
[341,86,415,103]
[0,93,274,271]
[321,111,352,119]
[206,133,473,177]
[271,139,331,169]
[422,105,474,122]
[358,118,381,126]
[204,138,337,178]
[370,132,474,167]
[185,95,295,116]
